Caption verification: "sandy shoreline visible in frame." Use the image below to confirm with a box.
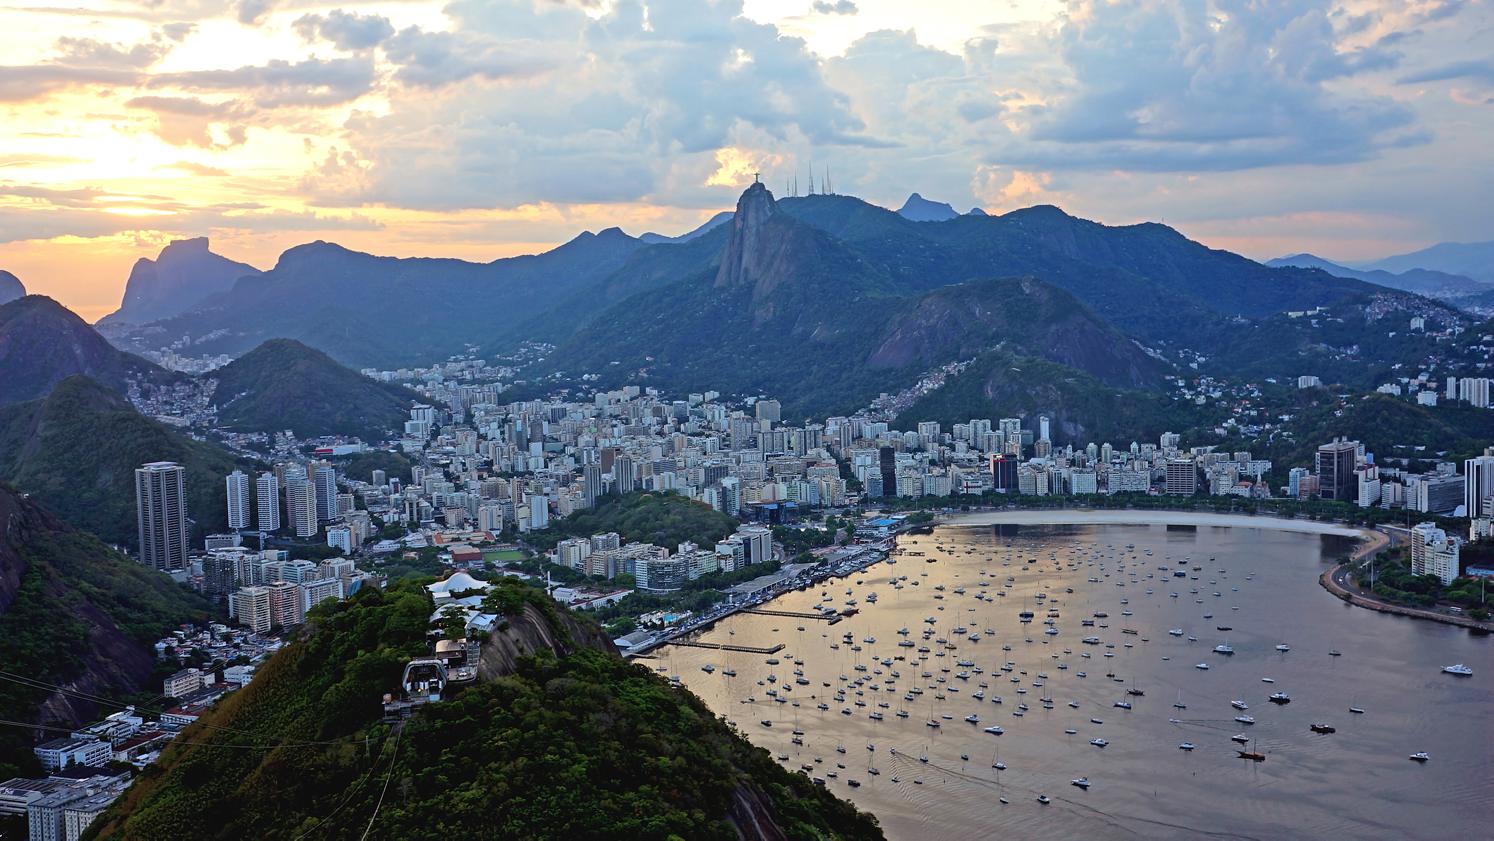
[939,508,1369,539]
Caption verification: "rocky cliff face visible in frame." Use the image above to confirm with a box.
[99,237,260,326]
[476,602,615,679]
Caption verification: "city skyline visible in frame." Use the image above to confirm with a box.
[1,0,1491,320]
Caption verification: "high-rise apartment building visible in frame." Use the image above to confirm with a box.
[313,461,338,521]
[1165,459,1197,496]
[1465,449,1494,519]
[135,462,188,572]
[256,471,280,532]
[1409,522,1462,585]
[1316,438,1358,502]
[284,466,318,538]
[226,470,251,531]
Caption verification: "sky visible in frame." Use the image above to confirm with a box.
[0,0,1489,321]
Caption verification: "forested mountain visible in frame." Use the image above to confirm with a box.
[210,339,422,441]
[540,183,1173,419]
[0,295,169,406]
[85,579,882,840]
[0,483,210,778]
[0,376,248,547]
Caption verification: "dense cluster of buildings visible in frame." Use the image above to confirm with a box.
[552,524,773,593]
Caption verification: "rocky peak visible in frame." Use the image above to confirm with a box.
[0,270,23,305]
[714,181,779,289]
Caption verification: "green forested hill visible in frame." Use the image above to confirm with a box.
[210,339,422,441]
[0,484,210,778]
[0,376,249,547]
[86,580,882,840]
[524,491,740,552]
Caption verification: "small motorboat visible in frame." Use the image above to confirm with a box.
[1090,738,1108,748]
[1310,723,1336,734]
[1036,795,1050,804]
[1070,777,1090,789]
[1179,742,1196,751]
[1409,752,1430,762]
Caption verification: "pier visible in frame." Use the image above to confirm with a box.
[741,608,839,621]
[668,640,786,655]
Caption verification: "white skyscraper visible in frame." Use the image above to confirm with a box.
[1466,450,1494,519]
[313,462,338,521]
[226,470,251,531]
[285,466,318,538]
[135,462,188,572]
[256,471,281,532]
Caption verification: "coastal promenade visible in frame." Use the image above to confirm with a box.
[1321,528,1492,632]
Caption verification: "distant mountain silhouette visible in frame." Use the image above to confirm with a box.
[0,270,23,305]
[896,192,959,222]
[1358,240,1494,285]
[1266,253,1489,301]
[639,210,733,244]
[97,237,260,326]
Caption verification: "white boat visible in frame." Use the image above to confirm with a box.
[1235,714,1255,724]
[1168,628,1184,636]
[983,725,1004,735]
[1179,742,1196,751]
[1195,662,1209,670]
[1231,700,1249,710]
[1275,644,1290,652]
[1214,642,1235,655]
[1442,664,1473,676]
[1070,777,1090,789]
[1409,752,1430,762]
[1090,738,1108,747]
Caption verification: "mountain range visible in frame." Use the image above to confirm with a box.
[1266,253,1490,300]
[1359,240,1494,285]
[39,183,1484,436]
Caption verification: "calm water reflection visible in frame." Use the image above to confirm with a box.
[657,522,1492,841]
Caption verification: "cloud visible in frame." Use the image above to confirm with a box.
[236,0,276,26]
[0,65,141,102]
[812,0,858,14]
[1017,0,1419,171]
[126,95,247,146]
[315,0,869,211]
[151,57,376,107]
[1398,60,1494,84]
[294,10,395,51]
[381,26,561,87]
[53,36,172,69]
